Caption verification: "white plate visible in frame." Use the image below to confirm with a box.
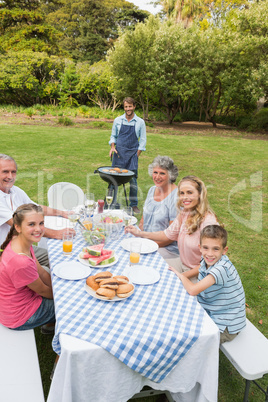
[53,261,91,280]
[124,265,160,285]
[78,254,119,268]
[44,216,70,230]
[120,238,159,254]
[84,283,134,302]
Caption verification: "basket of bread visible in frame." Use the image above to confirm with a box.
[85,271,134,301]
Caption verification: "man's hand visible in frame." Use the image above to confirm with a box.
[109,144,117,159]
[44,227,76,240]
[60,210,70,219]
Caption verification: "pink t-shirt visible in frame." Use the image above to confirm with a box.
[164,211,218,269]
[0,243,42,328]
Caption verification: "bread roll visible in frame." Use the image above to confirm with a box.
[116,283,134,298]
[113,275,129,284]
[96,288,116,299]
[99,278,119,289]
[94,271,113,282]
[86,275,99,291]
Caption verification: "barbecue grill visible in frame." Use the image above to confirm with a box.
[94,166,135,207]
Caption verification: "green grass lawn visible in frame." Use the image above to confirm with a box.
[0,123,267,401]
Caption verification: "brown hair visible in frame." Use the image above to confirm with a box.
[123,97,136,106]
[200,225,228,248]
[0,204,44,254]
[177,175,216,234]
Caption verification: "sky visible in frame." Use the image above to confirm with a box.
[126,0,162,15]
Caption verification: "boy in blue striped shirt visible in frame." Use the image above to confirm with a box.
[169,225,246,343]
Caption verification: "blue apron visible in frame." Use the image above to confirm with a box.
[112,123,139,171]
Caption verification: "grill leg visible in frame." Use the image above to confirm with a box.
[123,184,128,206]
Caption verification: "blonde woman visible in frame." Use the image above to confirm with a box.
[126,175,219,273]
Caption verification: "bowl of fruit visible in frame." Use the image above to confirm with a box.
[93,212,123,237]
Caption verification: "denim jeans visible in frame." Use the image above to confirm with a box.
[129,169,138,207]
[12,297,55,331]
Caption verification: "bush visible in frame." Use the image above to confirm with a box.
[58,116,74,126]
[181,111,200,122]
[25,108,34,118]
[173,114,183,123]
[238,108,268,131]
[91,121,111,129]
[253,108,268,130]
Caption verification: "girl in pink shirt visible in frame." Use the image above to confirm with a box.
[126,175,218,273]
[0,203,55,330]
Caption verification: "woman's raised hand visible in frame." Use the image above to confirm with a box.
[124,225,141,237]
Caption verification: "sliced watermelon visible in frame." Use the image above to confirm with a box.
[98,255,116,265]
[79,251,92,259]
[86,243,104,256]
[88,250,115,266]
[101,249,114,257]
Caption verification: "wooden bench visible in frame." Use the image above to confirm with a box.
[0,324,44,402]
[220,319,268,401]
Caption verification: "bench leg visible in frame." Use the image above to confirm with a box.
[244,379,268,402]
[252,380,268,401]
[243,380,251,402]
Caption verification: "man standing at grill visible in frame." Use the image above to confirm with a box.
[109,97,146,214]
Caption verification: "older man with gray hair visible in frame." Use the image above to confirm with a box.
[0,154,75,266]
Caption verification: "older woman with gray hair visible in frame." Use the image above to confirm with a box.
[139,155,180,260]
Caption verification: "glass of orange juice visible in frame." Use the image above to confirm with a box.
[63,232,73,256]
[129,241,141,266]
[82,218,92,231]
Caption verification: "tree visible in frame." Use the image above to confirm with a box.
[0,0,64,55]
[157,0,206,26]
[42,0,150,63]
[157,0,251,27]
[205,0,249,27]
[146,21,203,123]
[0,51,66,105]
[108,16,161,119]
[77,60,120,110]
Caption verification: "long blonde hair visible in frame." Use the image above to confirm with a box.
[177,175,216,234]
[0,204,44,255]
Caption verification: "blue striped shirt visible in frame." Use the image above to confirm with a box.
[197,255,246,334]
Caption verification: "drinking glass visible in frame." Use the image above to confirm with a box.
[68,209,80,229]
[129,241,141,266]
[123,207,132,237]
[106,190,113,210]
[62,232,73,256]
[82,217,92,231]
[97,199,105,214]
[85,193,95,214]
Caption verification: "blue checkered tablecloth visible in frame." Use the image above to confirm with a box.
[48,230,205,383]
